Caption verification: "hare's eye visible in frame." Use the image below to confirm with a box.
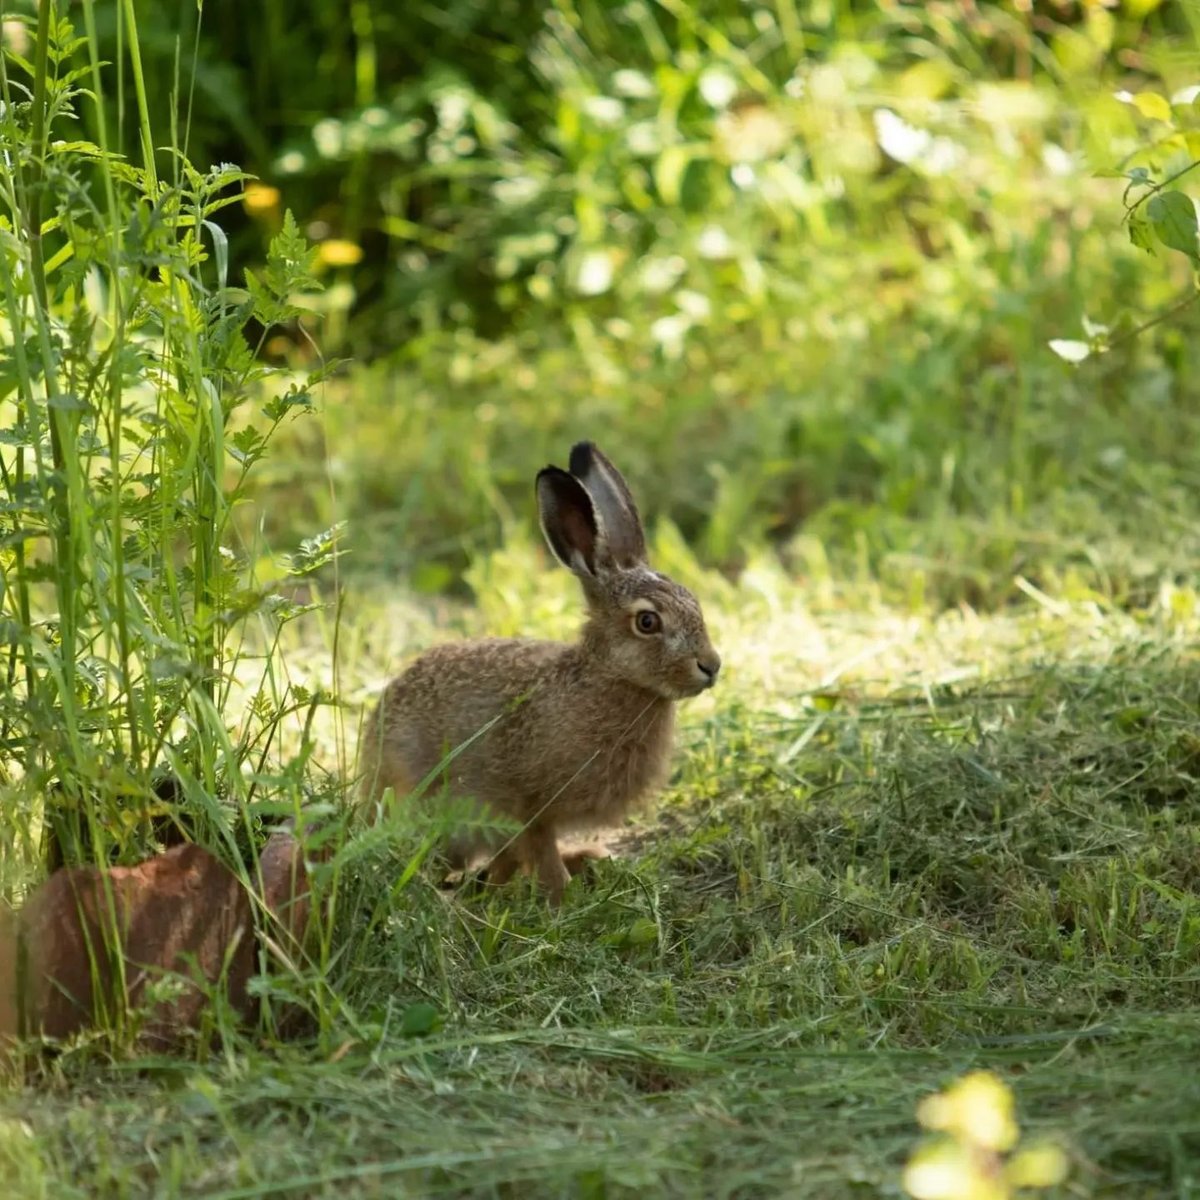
[634,610,662,635]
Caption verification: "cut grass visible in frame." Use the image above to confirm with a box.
[4,572,1200,1197]
[3,3,1199,1195]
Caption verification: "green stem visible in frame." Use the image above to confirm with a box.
[0,264,38,747]
[121,0,159,191]
[81,0,141,769]
[1124,159,1200,221]
[0,56,39,748]
[29,0,79,705]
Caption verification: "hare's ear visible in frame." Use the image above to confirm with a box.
[568,442,646,567]
[536,466,601,577]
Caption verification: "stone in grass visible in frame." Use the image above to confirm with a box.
[0,831,313,1055]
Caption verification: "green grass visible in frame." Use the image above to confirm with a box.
[4,1,1200,1196]
[5,570,1200,1197]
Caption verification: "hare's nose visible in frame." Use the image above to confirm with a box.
[697,654,721,683]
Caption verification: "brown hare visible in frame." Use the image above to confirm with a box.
[358,442,720,904]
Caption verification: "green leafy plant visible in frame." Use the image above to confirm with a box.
[0,3,334,905]
[1053,82,1200,364]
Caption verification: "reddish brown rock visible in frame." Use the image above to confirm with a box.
[0,831,316,1053]
[0,904,16,1044]
[257,830,314,955]
[15,843,254,1046]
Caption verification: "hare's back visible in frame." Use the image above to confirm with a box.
[371,637,563,768]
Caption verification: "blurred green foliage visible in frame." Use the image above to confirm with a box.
[62,0,1194,348]
[8,0,1197,601]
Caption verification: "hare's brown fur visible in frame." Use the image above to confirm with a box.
[358,443,719,903]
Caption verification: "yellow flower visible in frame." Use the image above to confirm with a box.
[903,1140,1006,1200]
[243,182,281,215]
[1,19,30,57]
[1005,1142,1069,1189]
[904,1072,1069,1200]
[317,239,364,267]
[917,1071,1019,1153]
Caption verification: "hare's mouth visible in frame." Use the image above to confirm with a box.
[679,671,718,698]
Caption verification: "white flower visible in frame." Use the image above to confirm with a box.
[699,69,738,110]
[626,121,661,157]
[873,109,930,164]
[1042,143,1076,177]
[873,109,963,175]
[613,69,655,99]
[492,176,542,206]
[697,225,734,261]
[573,250,614,296]
[312,119,343,158]
[650,314,691,355]
[639,255,687,294]
[676,289,711,320]
[583,95,624,126]
[731,163,756,189]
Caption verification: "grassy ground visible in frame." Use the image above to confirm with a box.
[5,7,1200,1192]
[4,550,1200,1197]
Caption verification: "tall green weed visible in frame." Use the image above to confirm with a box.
[0,4,336,901]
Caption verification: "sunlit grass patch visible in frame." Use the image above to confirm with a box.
[5,532,1200,1193]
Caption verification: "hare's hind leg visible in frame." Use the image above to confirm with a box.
[355,706,412,823]
[523,826,570,905]
[471,828,570,903]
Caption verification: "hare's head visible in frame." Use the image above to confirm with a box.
[537,442,721,701]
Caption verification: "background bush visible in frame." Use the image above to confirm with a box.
[3,0,1199,846]
[70,3,1187,336]
[166,0,1198,600]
